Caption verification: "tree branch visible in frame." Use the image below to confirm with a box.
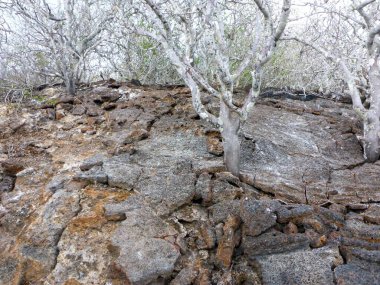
[283,36,366,115]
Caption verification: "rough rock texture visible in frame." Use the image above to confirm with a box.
[240,99,375,204]
[111,207,180,284]
[253,248,340,285]
[1,83,380,284]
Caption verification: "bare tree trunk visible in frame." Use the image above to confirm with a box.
[363,111,380,162]
[364,59,380,162]
[220,101,241,177]
[64,73,76,96]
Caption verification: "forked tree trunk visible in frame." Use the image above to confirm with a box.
[364,60,380,162]
[220,101,241,177]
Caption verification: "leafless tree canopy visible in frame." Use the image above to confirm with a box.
[1,0,114,95]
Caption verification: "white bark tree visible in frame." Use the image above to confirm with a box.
[9,0,113,95]
[119,0,291,176]
[287,0,380,162]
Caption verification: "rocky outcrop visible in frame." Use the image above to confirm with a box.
[1,83,379,284]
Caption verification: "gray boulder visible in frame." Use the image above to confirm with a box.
[240,199,281,236]
[103,158,142,190]
[254,248,339,285]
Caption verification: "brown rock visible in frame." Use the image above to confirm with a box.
[305,229,319,240]
[174,205,208,223]
[86,116,103,125]
[56,103,73,111]
[55,109,65,120]
[111,145,136,156]
[205,130,223,156]
[284,222,298,234]
[63,279,82,285]
[327,203,347,215]
[310,235,327,248]
[363,205,380,225]
[105,212,126,222]
[215,215,241,268]
[73,98,82,105]
[80,126,92,133]
[102,102,117,111]
[169,87,190,95]
[198,222,216,249]
[122,129,149,144]
[194,267,211,285]
[1,160,24,176]
[329,164,380,205]
[301,217,327,234]
[119,101,133,109]
[347,203,369,210]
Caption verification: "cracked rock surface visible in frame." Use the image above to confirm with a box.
[1,83,380,284]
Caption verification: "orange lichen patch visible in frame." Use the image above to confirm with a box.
[69,213,107,233]
[21,259,51,285]
[206,131,223,156]
[63,278,82,285]
[68,200,107,233]
[83,187,132,202]
[161,95,176,105]
[67,187,132,234]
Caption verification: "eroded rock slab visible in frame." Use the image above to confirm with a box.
[111,207,180,284]
[240,199,280,236]
[241,100,369,204]
[254,247,342,285]
[243,231,310,257]
[334,262,380,285]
